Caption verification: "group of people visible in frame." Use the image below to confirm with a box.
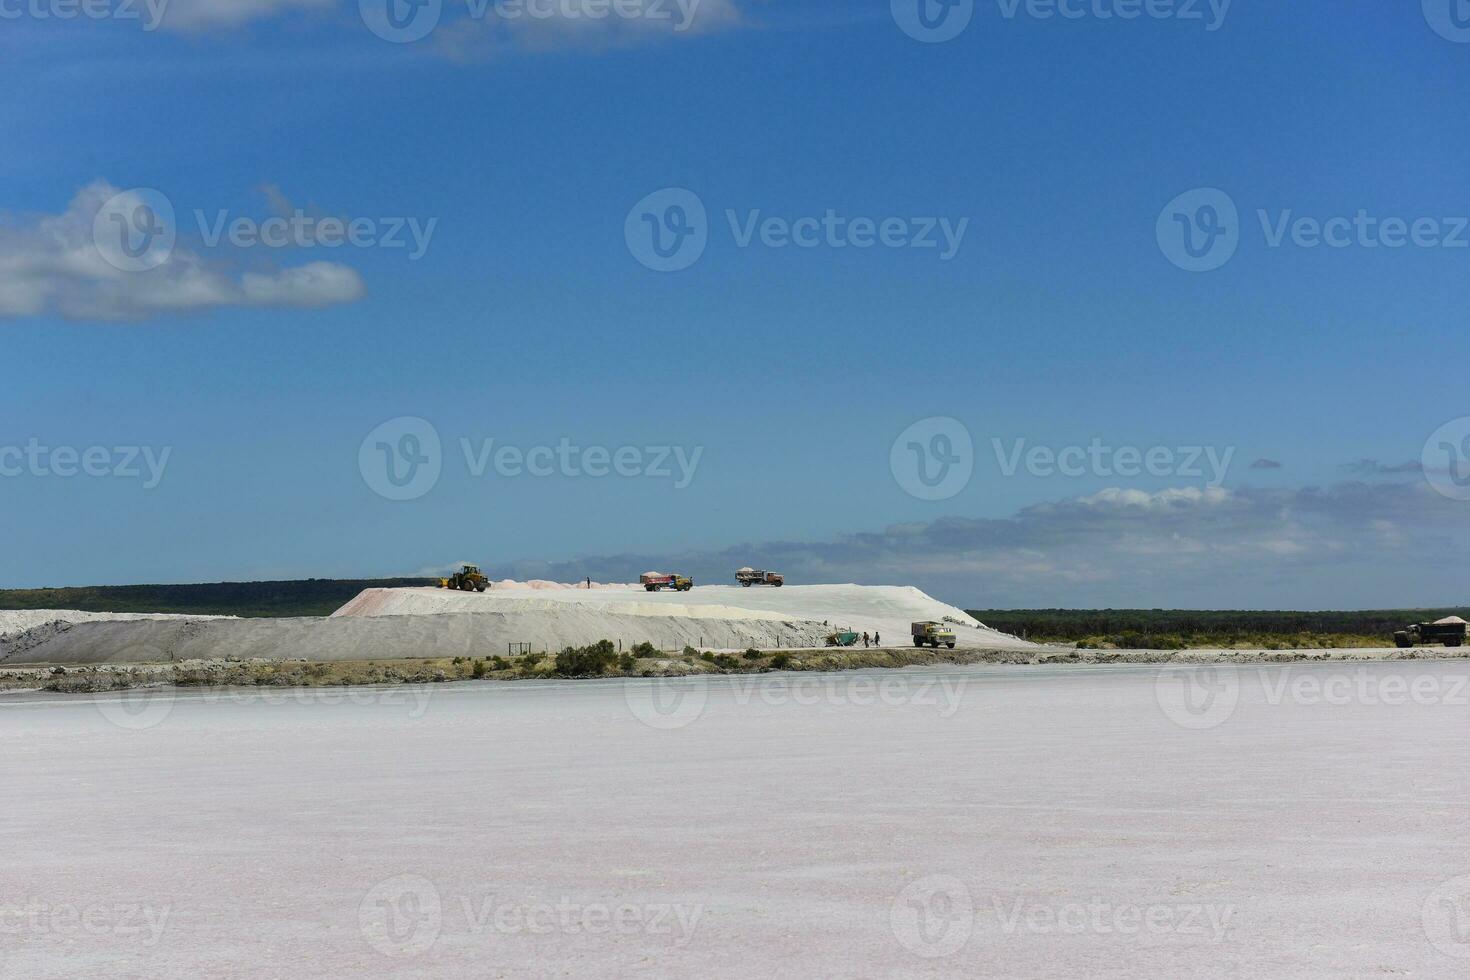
[861,631,881,648]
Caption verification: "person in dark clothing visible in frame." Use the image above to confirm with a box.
[874,632,880,647]
[862,632,870,648]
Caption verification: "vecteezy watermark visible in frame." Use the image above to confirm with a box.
[358,417,704,501]
[0,900,171,948]
[360,0,706,44]
[0,440,171,489]
[890,876,1233,958]
[625,673,968,730]
[988,896,1235,942]
[891,0,973,42]
[891,876,974,958]
[625,188,969,273]
[0,0,168,30]
[1424,874,1470,960]
[90,188,435,272]
[993,438,1234,487]
[995,0,1229,28]
[194,210,436,260]
[1156,187,1240,272]
[1423,0,1470,43]
[891,0,1229,43]
[358,875,702,958]
[1158,665,1470,731]
[359,417,443,502]
[93,188,176,273]
[891,417,974,501]
[1159,187,1470,272]
[1155,665,1241,730]
[1422,417,1470,502]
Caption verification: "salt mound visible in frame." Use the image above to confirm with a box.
[0,608,233,639]
[331,583,1020,651]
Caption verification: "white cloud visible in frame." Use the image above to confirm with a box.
[155,0,336,31]
[469,481,1470,608]
[0,181,364,321]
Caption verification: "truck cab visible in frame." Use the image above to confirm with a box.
[912,621,957,649]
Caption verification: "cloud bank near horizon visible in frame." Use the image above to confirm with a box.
[457,480,1470,609]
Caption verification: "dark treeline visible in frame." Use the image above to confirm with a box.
[970,608,1466,645]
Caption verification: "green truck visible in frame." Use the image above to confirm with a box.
[912,621,957,649]
[1393,619,1467,648]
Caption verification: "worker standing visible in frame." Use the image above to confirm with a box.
[862,632,870,648]
[874,632,881,647]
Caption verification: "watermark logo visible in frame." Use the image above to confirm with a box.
[360,0,443,42]
[624,675,709,730]
[359,417,443,501]
[1424,0,1470,43]
[460,437,702,488]
[891,0,974,42]
[0,899,171,947]
[0,440,172,489]
[0,0,170,30]
[992,438,1233,486]
[1157,187,1239,272]
[891,417,974,501]
[1155,665,1240,730]
[1425,874,1470,959]
[359,874,444,957]
[1423,417,1470,502]
[891,876,974,958]
[991,896,1235,941]
[92,188,175,273]
[997,0,1230,30]
[626,188,708,272]
[93,686,176,731]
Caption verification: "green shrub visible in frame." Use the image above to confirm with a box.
[630,641,657,658]
[743,648,762,660]
[490,656,510,671]
[770,653,791,669]
[471,660,487,679]
[682,645,699,657]
[699,652,717,664]
[552,640,618,678]
[618,653,636,672]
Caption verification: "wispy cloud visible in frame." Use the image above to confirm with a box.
[1249,458,1283,470]
[1341,458,1422,477]
[0,181,364,321]
[465,482,1470,608]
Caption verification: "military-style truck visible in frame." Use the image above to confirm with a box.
[736,567,784,587]
[1393,619,1467,648]
[641,572,694,593]
[912,621,957,649]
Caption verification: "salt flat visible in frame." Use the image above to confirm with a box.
[3,661,1468,979]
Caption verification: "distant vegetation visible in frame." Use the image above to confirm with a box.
[0,579,431,618]
[969,608,1467,649]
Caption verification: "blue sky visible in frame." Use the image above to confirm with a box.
[3,0,1469,607]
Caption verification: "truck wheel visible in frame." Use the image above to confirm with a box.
[1448,639,1463,648]
[1394,634,1411,648]
[947,642,956,649]
[476,583,487,593]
